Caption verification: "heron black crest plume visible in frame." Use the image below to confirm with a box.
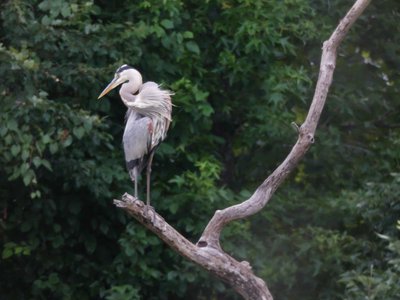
[116,64,133,74]
[98,65,173,208]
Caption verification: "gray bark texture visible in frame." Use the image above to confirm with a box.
[114,1,371,298]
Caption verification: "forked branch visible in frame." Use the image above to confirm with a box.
[198,0,371,250]
[114,1,371,299]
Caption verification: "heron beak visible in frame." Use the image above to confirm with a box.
[98,77,126,99]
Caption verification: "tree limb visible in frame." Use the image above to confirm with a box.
[114,0,371,299]
[198,0,371,251]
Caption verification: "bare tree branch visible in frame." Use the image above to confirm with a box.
[114,0,371,299]
[198,0,371,251]
[115,194,272,299]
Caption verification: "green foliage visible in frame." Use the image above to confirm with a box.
[0,0,399,299]
[337,177,400,300]
[340,234,400,300]
[103,285,140,300]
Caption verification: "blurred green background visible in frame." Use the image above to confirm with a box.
[1,0,399,299]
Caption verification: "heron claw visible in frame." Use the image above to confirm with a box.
[122,193,129,201]
[144,205,156,224]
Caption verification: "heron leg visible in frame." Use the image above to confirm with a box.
[146,151,155,206]
[130,168,139,199]
[134,172,138,199]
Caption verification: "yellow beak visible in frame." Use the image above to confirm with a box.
[98,76,126,99]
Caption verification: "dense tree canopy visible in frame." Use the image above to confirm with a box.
[0,0,399,299]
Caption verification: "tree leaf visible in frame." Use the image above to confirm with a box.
[11,144,21,157]
[84,235,97,254]
[161,19,174,29]
[73,127,85,139]
[185,41,200,54]
[2,248,13,259]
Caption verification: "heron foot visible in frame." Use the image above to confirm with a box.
[144,205,156,224]
[122,193,130,201]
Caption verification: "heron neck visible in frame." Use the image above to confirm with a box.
[119,81,142,106]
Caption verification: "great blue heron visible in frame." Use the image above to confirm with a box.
[98,65,172,207]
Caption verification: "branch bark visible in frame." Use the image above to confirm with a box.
[114,1,371,299]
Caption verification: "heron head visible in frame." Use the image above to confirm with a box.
[98,65,143,99]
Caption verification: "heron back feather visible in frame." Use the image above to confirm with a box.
[123,110,153,181]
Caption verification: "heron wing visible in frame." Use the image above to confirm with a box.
[134,82,172,148]
[123,109,153,180]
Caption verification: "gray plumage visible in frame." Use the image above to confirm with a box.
[98,65,172,205]
[123,109,151,177]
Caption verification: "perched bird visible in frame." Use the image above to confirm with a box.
[98,65,172,207]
